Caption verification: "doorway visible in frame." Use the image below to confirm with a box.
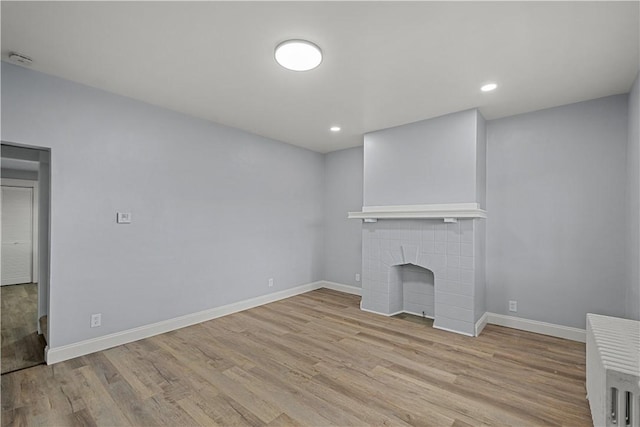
[2,180,38,286]
[1,144,50,374]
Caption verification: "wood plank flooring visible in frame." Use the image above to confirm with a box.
[1,289,592,426]
[1,283,45,374]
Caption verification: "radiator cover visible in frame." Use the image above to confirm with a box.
[586,313,640,427]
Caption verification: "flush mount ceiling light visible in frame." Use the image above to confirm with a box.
[275,40,322,71]
[481,83,498,92]
[330,126,341,132]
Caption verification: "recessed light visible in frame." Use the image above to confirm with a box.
[481,83,498,92]
[330,126,341,132]
[275,40,322,71]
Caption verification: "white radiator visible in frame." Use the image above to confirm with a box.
[587,314,640,427]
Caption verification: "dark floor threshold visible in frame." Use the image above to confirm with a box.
[1,362,46,376]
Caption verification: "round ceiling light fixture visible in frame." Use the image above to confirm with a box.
[481,83,498,92]
[330,126,341,132]
[275,40,322,71]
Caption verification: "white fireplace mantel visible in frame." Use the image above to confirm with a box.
[348,203,486,220]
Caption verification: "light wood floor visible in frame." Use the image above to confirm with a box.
[1,289,592,426]
[1,283,45,374]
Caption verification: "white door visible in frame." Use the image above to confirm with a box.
[1,186,33,285]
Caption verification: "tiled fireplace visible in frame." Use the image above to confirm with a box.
[355,108,487,336]
[351,204,486,336]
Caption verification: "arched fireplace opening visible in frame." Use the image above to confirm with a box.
[389,263,435,317]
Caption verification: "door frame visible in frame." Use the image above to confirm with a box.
[1,178,39,284]
[2,142,50,351]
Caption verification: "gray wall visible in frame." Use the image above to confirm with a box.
[626,73,640,321]
[474,113,487,322]
[38,151,51,332]
[323,147,363,287]
[363,109,480,207]
[486,95,628,329]
[1,144,40,161]
[3,58,634,350]
[1,63,325,348]
[1,168,38,180]
[476,112,487,209]
[474,219,486,322]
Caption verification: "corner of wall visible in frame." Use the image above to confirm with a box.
[474,218,487,323]
[322,147,364,287]
[626,72,640,321]
[321,150,329,283]
[475,111,487,210]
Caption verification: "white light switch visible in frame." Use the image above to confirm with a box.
[117,212,132,224]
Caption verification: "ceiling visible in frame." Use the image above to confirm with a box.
[2,2,638,153]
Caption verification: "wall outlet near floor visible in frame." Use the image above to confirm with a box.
[508,300,518,312]
[355,273,361,282]
[90,313,102,328]
[268,278,274,287]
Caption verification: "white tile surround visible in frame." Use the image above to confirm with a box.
[361,218,485,336]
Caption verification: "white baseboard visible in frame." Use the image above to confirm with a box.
[46,281,326,364]
[357,306,582,342]
[475,312,488,336]
[319,281,362,295]
[403,310,434,320]
[359,306,397,317]
[360,306,436,320]
[45,283,585,365]
[432,324,474,337]
[487,312,586,342]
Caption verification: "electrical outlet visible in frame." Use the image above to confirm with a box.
[90,313,102,328]
[355,273,361,282]
[508,300,517,312]
[268,278,274,287]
